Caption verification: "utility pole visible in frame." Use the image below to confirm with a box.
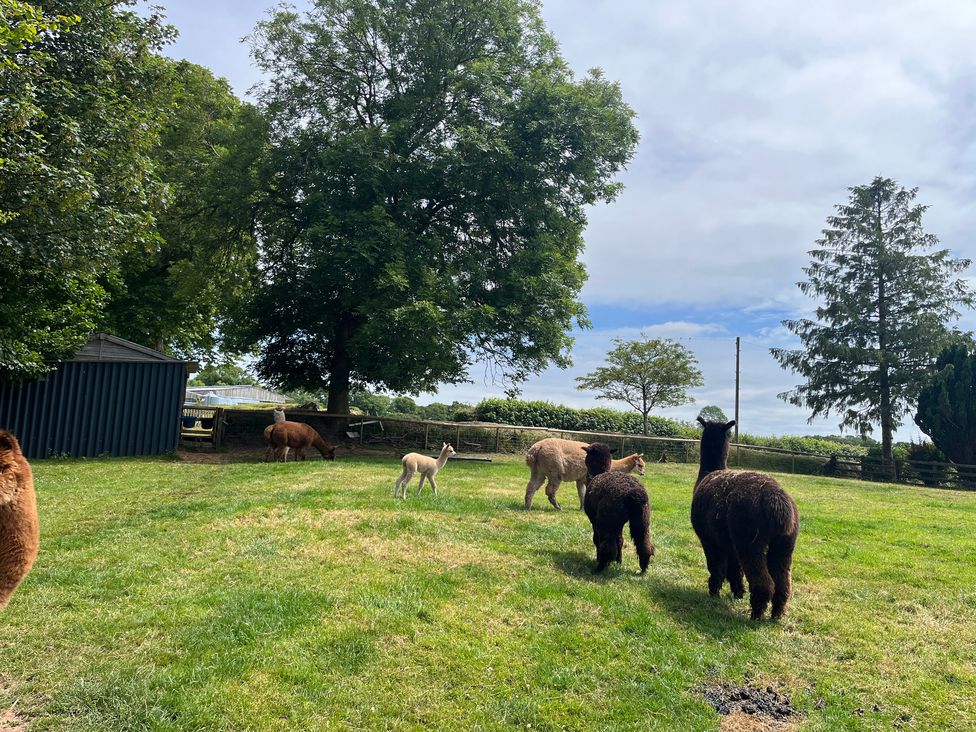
[734,336,741,465]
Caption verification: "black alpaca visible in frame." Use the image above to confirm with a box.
[582,443,655,573]
[691,417,799,620]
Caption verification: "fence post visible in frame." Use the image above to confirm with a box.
[792,453,796,474]
[684,441,690,463]
[495,427,500,453]
[456,424,461,450]
[424,424,429,451]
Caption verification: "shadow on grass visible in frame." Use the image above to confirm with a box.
[549,549,628,583]
[647,582,761,637]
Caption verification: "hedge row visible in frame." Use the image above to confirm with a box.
[475,399,694,438]
[474,399,870,457]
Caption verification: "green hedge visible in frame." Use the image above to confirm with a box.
[474,399,692,438]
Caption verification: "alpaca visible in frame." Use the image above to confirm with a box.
[262,408,287,460]
[268,421,336,462]
[581,442,654,573]
[692,417,799,620]
[394,443,456,498]
[524,437,645,510]
[0,431,39,609]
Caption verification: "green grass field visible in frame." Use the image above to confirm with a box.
[1,452,974,731]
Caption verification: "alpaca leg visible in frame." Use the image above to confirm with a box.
[428,475,438,496]
[615,531,624,563]
[576,479,587,510]
[737,539,775,620]
[595,530,618,572]
[630,503,655,574]
[524,472,545,510]
[767,533,796,620]
[394,472,406,498]
[544,478,563,510]
[416,474,426,495]
[700,537,728,596]
[727,551,746,599]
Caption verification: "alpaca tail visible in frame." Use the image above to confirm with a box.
[763,488,799,538]
[626,492,655,572]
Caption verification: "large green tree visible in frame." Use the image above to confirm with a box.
[101,60,264,358]
[914,343,976,472]
[772,177,974,465]
[575,337,703,435]
[243,0,639,413]
[0,0,173,380]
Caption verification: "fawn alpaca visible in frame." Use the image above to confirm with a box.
[0,430,39,609]
[524,437,645,510]
[262,408,287,460]
[692,417,799,620]
[394,443,456,498]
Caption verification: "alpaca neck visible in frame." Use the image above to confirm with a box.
[435,447,451,470]
[696,439,729,485]
[312,436,329,456]
[273,410,285,423]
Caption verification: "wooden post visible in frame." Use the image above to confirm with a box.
[495,427,500,453]
[735,336,741,466]
[424,424,429,451]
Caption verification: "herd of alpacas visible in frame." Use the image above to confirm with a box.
[0,412,797,619]
[262,409,799,621]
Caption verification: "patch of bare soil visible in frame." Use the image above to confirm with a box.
[699,681,799,731]
[0,706,26,732]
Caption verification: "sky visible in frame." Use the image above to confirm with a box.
[138,0,976,440]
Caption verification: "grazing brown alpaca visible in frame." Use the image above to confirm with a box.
[0,431,39,609]
[268,422,336,462]
[582,442,654,573]
[692,417,799,620]
[524,437,645,510]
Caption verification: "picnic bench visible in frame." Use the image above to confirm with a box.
[179,407,224,450]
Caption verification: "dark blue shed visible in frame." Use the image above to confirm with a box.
[0,333,193,459]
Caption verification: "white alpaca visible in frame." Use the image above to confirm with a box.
[394,443,456,498]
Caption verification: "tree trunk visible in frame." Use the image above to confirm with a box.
[876,197,894,473]
[326,315,354,415]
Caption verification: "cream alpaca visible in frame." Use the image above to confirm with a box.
[394,442,456,498]
[524,437,645,510]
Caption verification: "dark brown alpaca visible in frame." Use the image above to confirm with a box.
[0,430,39,609]
[267,422,336,462]
[582,442,655,573]
[692,418,799,620]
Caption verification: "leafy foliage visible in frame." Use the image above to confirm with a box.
[772,177,974,463]
[0,0,174,380]
[101,60,264,358]
[914,343,976,469]
[243,0,639,412]
[187,362,260,387]
[575,336,703,434]
[475,398,689,437]
[697,405,728,423]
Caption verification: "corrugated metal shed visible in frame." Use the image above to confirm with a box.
[0,333,191,459]
[185,385,288,404]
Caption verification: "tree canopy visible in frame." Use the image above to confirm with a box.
[914,343,976,469]
[0,0,174,380]
[772,177,974,463]
[242,0,639,413]
[575,336,703,435]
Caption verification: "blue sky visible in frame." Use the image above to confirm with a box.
[140,0,976,439]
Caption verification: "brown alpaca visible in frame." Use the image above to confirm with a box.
[582,442,654,573]
[691,418,799,620]
[267,422,336,462]
[0,431,39,609]
[524,437,645,510]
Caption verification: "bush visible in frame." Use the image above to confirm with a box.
[474,398,689,437]
[902,441,951,487]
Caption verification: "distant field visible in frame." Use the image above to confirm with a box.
[1,452,974,731]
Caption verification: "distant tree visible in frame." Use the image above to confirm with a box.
[576,337,703,435]
[772,177,974,466]
[914,344,976,475]
[390,396,420,416]
[242,0,639,413]
[698,405,728,423]
[187,362,259,387]
[349,390,392,416]
[0,1,174,380]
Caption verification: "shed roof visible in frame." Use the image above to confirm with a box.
[71,333,189,364]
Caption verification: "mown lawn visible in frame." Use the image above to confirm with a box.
[1,451,974,731]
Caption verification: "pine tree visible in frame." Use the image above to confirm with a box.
[772,177,974,465]
[915,344,976,480]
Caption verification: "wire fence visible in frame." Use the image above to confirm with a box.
[217,409,976,491]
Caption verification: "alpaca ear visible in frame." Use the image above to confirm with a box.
[697,416,706,426]
[725,420,736,430]
[0,430,19,453]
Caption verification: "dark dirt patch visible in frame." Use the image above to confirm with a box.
[699,681,799,730]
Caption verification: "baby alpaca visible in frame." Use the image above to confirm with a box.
[394,443,456,498]
[0,430,39,609]
[582,442,654,573]
[692,417,799,620]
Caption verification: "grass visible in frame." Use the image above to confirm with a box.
[1,452,974,731]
